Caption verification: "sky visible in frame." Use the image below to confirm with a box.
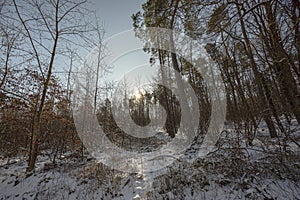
[93,0,144,37]
[89,0,153,85]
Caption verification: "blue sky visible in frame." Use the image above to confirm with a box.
[90,1,152,83]
[93,0,144,37]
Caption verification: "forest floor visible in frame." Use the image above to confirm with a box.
[0,122,299,200]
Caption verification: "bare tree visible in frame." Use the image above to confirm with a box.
[10,0,100,172]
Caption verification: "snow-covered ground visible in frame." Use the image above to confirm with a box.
[0,126,299,199]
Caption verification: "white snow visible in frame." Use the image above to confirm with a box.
[0,122,299,199]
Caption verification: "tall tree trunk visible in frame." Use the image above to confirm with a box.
[24,1,59,172]
[169,0,193,130]
[291,0,300,78]
[236,3,277,138]
[264,2,300,124]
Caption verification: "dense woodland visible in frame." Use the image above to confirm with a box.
[0,1,299,197]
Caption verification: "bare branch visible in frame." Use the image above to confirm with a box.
[58,0,87,23]
[12,0,45,81]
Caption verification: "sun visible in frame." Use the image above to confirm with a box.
[135,92,142,100]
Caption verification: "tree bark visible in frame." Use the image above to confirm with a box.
[264,2,300,124]
[236,3,277,138]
